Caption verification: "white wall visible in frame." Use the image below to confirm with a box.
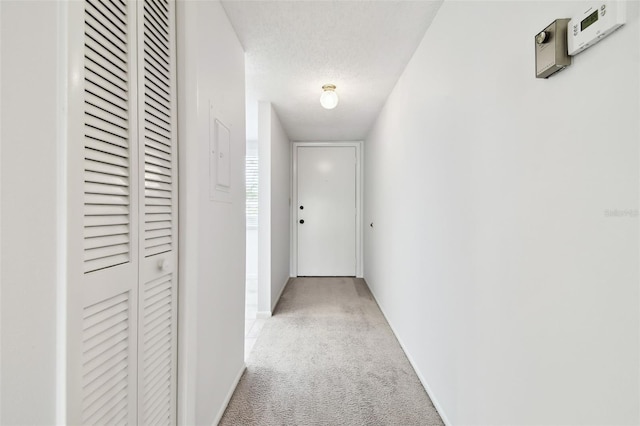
[177,1,246,424]
[364,1,639,425]
[0,2,61,424]
[258,102,291,314]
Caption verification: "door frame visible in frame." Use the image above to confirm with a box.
[291,141,363,278]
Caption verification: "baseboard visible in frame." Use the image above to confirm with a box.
[365,282,453,426]
[256,311,272,319]
[212,363,246,426]
[271,277,292,312]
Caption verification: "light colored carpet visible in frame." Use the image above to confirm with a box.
[220,277,444,426]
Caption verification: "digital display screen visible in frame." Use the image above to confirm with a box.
[581,9,599,31]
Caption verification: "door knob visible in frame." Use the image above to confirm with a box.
[299,219,304,224]
[158,259,170,272]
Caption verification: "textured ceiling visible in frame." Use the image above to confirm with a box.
[221,0,443,141]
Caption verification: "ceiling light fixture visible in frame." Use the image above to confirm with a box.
[320,84,339,110]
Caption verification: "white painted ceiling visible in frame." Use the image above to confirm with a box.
[221,0,443,142]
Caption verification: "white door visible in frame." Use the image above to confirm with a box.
[67,1,178,424]
[297,146,356,276]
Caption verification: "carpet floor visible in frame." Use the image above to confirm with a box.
[220,277,444,426]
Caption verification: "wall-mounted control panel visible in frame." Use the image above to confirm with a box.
[567,1,626,55]
[535,19,571,79]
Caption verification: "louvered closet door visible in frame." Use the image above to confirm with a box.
[136,0,178,425]
[80,0,139,424]
[70,0,178,424]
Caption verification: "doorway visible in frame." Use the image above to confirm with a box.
[292,142,363,277]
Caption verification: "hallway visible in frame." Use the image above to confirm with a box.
[221,277,444,425]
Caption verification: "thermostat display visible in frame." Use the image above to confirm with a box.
[581,10,598,31]
[568,1,626,56]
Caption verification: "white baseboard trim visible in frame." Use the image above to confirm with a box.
[271,277,291,312]
[256,311,272,319]
[366,282,452,426]
[212,363,246,426]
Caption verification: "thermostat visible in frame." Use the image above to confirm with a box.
[568,1,626,55]
[535,19,571,79]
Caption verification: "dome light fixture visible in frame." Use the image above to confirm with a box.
[320,84,339,110]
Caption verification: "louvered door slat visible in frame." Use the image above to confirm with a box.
[145,228,171,239]
[85,224,129,239]
[83,0,132,275]
[145,93,170,119]
[86,113,129,140]
[83,366,128,406]
[84,254,130,274]
[145,200,171,209]
[145,109,171,132]
[84,9,127,52]
[87,0,127,39]
[149,0,168,17]
[85,77,129,111]
[145,329,171,359]
[86,159,128,176]
[145,181,171,193]
[86,140,128,159]
[85,214,129,227]
[145,212,171,222]
[140,273,173,425]
[86,128,128,153]
[85,244,129,261]
[145,204,171,214]
[145,145,171,161]
[145,172,171,185]
[85,194,129,208]
[86,393,128,426]
[145,220,171,231]
[96,0,127,25]
[143,320,170,349]
[86,205,129,217]
[86,95,129,126]
[143,4,168,40]
[85,24,128,68]
[145,54,169,78]
[145,65,170,92]
[144,54,169,79]
[145,82,170,107]
[85,234,130,250]
[86,94,128,122]
[81,291,131,424]
[145,191,171,201]
[85,35,127,74]
[85,171,128,186]
[145,155,171,170]
[145,121,171,142]
[85,183,129,198]
[146,237,171,251]
[146,0,169,28]
[144,137,170,155]
[85,53,128,95]
[145,106,170,126]
[83,321,129,356]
